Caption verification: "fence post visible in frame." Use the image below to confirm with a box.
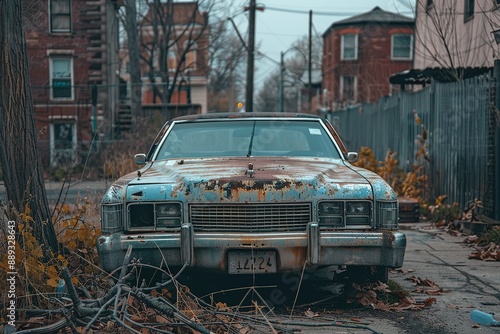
[494,60,500,220]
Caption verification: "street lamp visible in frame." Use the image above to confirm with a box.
[279,47,307,113]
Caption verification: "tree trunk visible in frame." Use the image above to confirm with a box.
[0,0,59,255]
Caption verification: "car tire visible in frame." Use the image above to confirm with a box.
[347,266,389,283]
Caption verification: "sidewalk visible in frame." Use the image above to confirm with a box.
[393,222,500,333]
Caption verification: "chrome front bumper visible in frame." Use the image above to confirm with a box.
[96,223,406,274]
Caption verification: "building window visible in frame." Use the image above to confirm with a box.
[168,47,178,71]
[392,34,413,60]
[464,0,474,21]
[340,75,357,101]
[50,57,73,100]
[50,119,77,167]
[49,0,71,33]
[426,0,434,12]
[184,41,197,70]
[341,34,358,60]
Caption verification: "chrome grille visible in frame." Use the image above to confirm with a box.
[189,203,312,232]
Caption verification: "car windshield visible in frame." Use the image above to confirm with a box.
[154,119,342,160]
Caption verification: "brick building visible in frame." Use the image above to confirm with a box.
[321,7,414,111]
[24,0,120,169]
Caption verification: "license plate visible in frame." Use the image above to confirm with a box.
[228,250,277,274]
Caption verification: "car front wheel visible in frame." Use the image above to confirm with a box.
[347,266,389,283]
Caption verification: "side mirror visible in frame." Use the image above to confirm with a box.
[134,153,147,165]
[347,152,358,163]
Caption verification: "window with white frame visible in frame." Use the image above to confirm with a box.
[341,34,358,60]
[49,0,71,33]
[50,57,73,100]
[464,0,474,20]
[50,118,77,167]
[340,75,357,101]
[168,47,178,71]
[151,47,160,76]
[391,34,413,60]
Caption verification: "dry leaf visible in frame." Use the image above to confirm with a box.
[423,298,437,306]
[305,308,319,318]
[239,326,252,334]
[156,315,170,324]
[47,277,60,288]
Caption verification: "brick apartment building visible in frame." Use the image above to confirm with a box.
[321,7,414,111]
[24,0,120,170]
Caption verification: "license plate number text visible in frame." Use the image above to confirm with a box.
[228,250,277,274]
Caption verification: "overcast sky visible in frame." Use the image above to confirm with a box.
[230,0,415,88]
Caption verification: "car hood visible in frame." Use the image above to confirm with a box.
[103,157,395,203]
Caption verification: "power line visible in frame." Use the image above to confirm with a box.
[265,5,413,16]
[265,6,359,16]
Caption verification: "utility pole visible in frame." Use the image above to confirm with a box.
[229,58,234,112]
[279,51,284,112]
[125,0,142,123]
[494,59,500,220]
[246,0,256,112]
[308,9,313,113]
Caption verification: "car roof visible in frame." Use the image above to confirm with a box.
[170,112,325,122]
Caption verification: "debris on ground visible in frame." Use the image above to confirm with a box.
[468,241,500,261]
[464,226,500,261]
[1,264,444,334]
[426,198,485,236]
[347,281,437,312]
[424,198,500,263]
[407,275,450,295]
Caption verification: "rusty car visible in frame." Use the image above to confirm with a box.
[96,113,406,283]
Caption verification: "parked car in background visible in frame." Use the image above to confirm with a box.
[96,113,406,283]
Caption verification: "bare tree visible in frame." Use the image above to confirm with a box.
[207,18,247,112]
[137,0,211,104]
[255,69,281,113]
[123,0,143,119]
[255,35,323,113]
[0,0,58,254]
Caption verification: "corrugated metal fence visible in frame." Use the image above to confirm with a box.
[327,75,497,219]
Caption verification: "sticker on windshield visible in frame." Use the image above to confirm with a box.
[309,128,321,135]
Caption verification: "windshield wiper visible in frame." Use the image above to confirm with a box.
[246,121,256,157]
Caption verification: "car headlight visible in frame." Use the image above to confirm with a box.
[318,201,372,228]
[318,202,344,227]
[376,201,398,229]
[129,203,154,229]
[128,202,182,231]
[101,204,124,233]
[345,201,371,226]
[156,203,182,229]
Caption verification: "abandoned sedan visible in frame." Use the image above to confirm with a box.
[97,113,405,282]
